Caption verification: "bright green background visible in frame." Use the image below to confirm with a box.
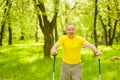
[0,41,119,80]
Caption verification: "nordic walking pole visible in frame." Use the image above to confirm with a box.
[98,56,101,80]
[52,55,56,80]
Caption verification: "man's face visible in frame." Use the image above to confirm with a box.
[65,25,75,38]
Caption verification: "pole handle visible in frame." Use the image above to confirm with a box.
[53,55,56,72]
[98,56,101,59]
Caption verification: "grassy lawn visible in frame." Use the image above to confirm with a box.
[0,42,120,80]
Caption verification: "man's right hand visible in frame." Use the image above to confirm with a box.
[51,43,59,56]
[51,50,57,56]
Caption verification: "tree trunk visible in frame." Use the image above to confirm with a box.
[20,32,25,40]
[0,25,5,46]
[54,20,58,42]
[0,0,9,46]
[110,20,118,45]
[99,16,109,46]
[43,31,54,58]
[93,0,98,47]
[35,26,39,42]
[8,26,12,45]
[107,2,112,46]
[8,0,12,45]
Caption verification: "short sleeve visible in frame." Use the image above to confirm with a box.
[57,36,64,46]
[79,36,87,45]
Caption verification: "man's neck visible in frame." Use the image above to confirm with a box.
[68,35,75,39]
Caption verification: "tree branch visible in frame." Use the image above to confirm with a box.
[68,2,79,15]
[38,14,44,33]
[0,0,5,7]
[112,0,120,40]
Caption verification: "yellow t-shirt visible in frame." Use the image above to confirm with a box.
[57,35,87,64]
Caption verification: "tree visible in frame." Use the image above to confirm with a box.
[34,0,60,58]
[93,0,98,47]
[98,0,120,46]
[0,0,12,46]
[7,0,12,45]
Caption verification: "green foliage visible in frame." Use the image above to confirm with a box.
[0,0,40,41]
[1,0,120,44]
[0,42,120,80]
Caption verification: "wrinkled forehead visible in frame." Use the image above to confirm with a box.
[65,24,75,30]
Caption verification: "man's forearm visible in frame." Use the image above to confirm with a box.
[84,42,102,56]
[84,42,99,53]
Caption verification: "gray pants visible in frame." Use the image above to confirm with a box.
[60,62,82,80]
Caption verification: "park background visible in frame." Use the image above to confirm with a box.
[0,0,120,80]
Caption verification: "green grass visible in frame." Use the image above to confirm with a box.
[0,42,120,80]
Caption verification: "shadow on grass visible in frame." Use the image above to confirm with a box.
[0,44,54,80]
[0,44,120,80]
